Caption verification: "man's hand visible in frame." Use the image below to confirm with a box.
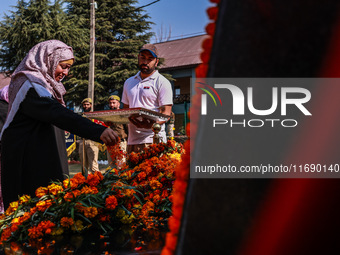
[128,115,155,129]
[100,128,119,145]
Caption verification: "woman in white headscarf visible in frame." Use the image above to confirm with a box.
[0,40,118,211]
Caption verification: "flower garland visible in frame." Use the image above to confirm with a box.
[160,1,220,254]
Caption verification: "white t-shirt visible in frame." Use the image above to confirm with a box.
[122,70,173,145]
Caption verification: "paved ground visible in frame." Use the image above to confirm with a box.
[68,163,110,177]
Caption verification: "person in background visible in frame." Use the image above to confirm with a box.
[79,98,101,173]
[106,95,128,165]
[122,44,173,153]
[166,111,175,138]
[0,40,118,210]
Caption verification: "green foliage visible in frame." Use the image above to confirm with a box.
[63,0,153,109]
[0,0,88,73]
[0,0,158,110]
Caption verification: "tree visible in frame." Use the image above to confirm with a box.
[64,0,153,109]
[0,0,88,74]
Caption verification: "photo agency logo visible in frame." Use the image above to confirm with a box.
[197,79,312,128]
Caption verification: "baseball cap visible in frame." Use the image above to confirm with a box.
[82,98,92,104]
[140,44,158,58]
[109,95,120,101]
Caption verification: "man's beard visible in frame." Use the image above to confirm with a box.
[83,108,91,112]
[139,64,155,74]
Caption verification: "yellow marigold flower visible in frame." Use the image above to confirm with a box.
[5,201,18,215]
[19,195,31,204]
[36,200,53,212]
[11,217,20,224]
[71,220,84,232]
[116,209,125,218]
[83,207,98,218]
[51,227,64,236]
[35,187,48,198]
[60,217,74,228]
[120,214,135,224]
[47,183,63,196]
[124,189,136,197]
[168,152,182,162]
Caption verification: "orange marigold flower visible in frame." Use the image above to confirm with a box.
[105,195,118,210]
[83,207,98,218]
[64,190,81,202]
[137,172,146,181]
[47,183,63,196]
[30,207,38,214]
[60,217,74,228]
[39,220,56,235]
[149,179,162,190]
[86,173,101,186]
[152,194,161,204]
[72,173,86,186]
[28,221,56,239]
[98,214,110,222]
[28,226,44,239]
[80,185,99,195]
[75,203,85,213]
[35,187,49,198]
[124,189,136,197]
[36,200,53,212]
[63,178,79,189]
[0,227,13,243]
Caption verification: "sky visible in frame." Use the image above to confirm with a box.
[0,0,212,43]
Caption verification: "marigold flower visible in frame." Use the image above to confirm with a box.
[71,220,85,232]
[124,189,136,197]
[39,220,56,235]
[116,208,125,218]
[9,201,19,210]
[19,195,31,204]
[64,190,81,202]
[80,185,98,194]
[60,217,74,228]
[51,227,64,236]
[105,195,118,210]
[98,214,110,222]
[72,172,86,186]
[83,207,98,218]
[120,214,135,224]
[149,179,162,190]
[28,226,44,239]
[0,227,13,243]
[137,172,147,181]
[153,194,161,204]
[47,183,63,196]
[35,187,49,198]
[36,199,53,212]
[86,172,102,186]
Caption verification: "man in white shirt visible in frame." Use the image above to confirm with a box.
[122,44,173,153]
